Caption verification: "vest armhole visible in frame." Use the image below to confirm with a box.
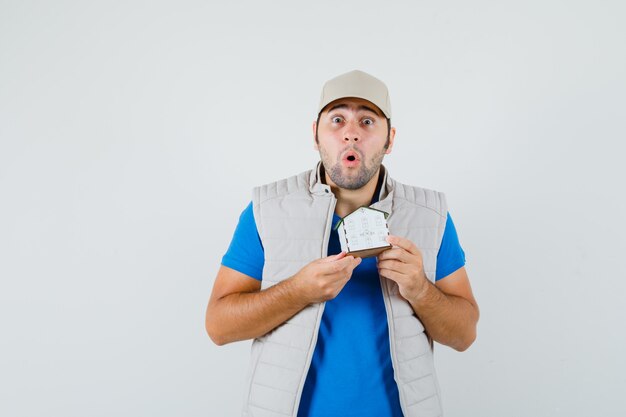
[251,186,264,239]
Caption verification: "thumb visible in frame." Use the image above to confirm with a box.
[321,251,347,262]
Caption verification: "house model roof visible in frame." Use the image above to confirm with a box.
[335,206,391,258]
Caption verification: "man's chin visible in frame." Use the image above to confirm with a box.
[330,174,370,190]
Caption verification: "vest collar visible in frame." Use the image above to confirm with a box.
[308,161,332,195]
[371,165,394,214]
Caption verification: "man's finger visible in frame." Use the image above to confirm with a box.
[378,267,403,283]
[318,255,356,274]
[377,259,411,275]
[386,235,419,255]
[377,247,411,263]
[337,256,361,271]
[320,251,347,263]
[347,256,362,270]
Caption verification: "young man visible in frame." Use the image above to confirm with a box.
[205,70,479,417]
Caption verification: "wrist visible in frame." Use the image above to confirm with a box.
[284,273,312,306]
[407,274,432,302]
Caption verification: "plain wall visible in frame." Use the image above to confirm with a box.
[1,1,625,416]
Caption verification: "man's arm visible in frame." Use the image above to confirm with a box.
[411,266,478,351]
[377,235,479,352]
[205,253,361,346]
[205,266,307,346]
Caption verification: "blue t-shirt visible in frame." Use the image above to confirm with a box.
[221,202,466,417]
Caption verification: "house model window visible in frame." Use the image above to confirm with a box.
[334,206,392,258]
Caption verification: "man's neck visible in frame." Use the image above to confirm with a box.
[322,166,382,218]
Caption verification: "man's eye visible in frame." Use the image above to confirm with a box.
[332,117,343,123]
[363,118,374,125]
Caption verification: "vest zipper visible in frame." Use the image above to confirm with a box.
[291,192,336,416]
[378,216,410,416]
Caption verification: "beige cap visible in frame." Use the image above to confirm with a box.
[317,69,392,118]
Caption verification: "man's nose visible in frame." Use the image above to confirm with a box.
[343,121,360,142]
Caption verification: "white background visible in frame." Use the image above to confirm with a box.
[1,1,625,416]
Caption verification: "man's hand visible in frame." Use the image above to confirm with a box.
[376,235,429,300]
[377,234,480,351]
[293,251,362,303]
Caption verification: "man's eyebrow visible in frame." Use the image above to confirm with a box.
[326,103,382,116]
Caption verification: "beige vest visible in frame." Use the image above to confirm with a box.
[242,163,448,417]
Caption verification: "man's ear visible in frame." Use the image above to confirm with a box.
[385,126,396,154]
[312,120,319,150]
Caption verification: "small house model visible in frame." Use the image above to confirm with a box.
[334,206,392,258]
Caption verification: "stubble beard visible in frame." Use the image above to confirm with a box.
[319,146,386,190]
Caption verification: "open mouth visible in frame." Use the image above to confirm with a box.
[343,150,360,161]
[342,150,361,166]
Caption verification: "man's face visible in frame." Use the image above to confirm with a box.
[313,97,395,190]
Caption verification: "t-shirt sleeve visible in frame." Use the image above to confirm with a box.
[220,201,265,281]
[435,212,467,281]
